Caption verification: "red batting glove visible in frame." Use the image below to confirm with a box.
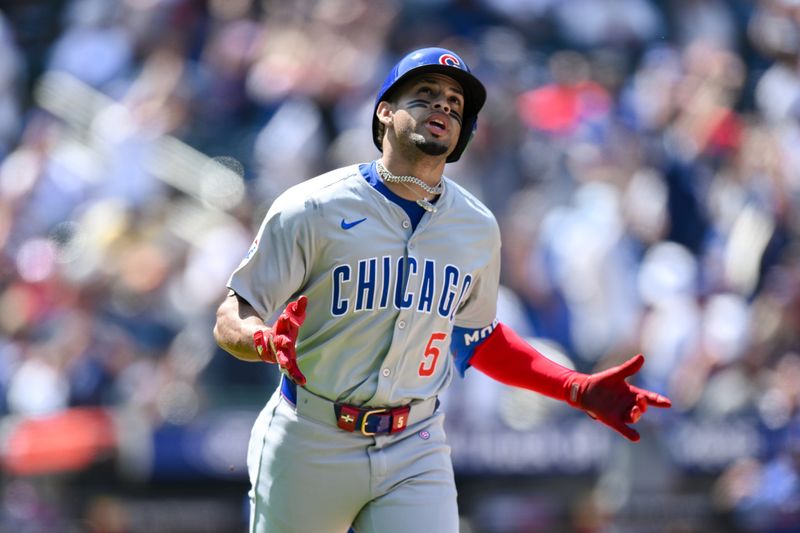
[565,354,671,442]
[253,296,308,386]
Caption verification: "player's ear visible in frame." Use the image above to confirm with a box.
[376,101,394,127]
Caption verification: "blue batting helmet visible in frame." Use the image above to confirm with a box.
[372,47,487,163]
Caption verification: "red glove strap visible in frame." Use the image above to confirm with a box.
[253,329,276,364]
[469,322,580,402]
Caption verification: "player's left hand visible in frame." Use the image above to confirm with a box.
[263,295,308,386]
[567,354,671,442]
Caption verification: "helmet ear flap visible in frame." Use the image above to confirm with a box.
[450,117,478,163]
[465,120,478,150]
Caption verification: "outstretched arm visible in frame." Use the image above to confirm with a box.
[214,290,308,385]
[468,323,671,441]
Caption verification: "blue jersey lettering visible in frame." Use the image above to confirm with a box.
[438,264,460,318]
[355,258,377,311]
[379,255,392,309]
[394,256,417,309]
[331,265,351,316]
[417,259,436,313]
[331,256,471,319]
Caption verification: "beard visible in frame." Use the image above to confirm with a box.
[409,133,449,156]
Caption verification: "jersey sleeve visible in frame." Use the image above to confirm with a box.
[450,221,502,375]
[453,223,501,329]
[227,193,313,321]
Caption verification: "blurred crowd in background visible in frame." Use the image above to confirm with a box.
[0,0,799,531]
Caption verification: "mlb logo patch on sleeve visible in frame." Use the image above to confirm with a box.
[244,238,259,261]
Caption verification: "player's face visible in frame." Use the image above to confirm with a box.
[390,74,464,157]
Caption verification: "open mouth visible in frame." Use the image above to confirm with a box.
[426,117,448,135]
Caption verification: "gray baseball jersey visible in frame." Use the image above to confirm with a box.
[228,163,501,406]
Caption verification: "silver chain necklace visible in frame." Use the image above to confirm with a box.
[375,160,444,213]
[398,182,438,213]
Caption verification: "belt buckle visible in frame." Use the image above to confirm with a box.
[360,408,387,436]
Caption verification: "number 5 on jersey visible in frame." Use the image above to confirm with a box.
[419,332,447,377]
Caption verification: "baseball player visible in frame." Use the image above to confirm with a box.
[213,47,672,533]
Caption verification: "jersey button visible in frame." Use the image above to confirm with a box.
[402,220,410,229]
[382,368,391,377]
[408,242,415,250]
[398,320,406,329]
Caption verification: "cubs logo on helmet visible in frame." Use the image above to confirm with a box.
[439,54,461,67]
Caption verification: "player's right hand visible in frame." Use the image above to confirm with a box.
[266,295,308,386]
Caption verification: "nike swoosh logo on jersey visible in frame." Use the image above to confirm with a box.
[340,217,367,230]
